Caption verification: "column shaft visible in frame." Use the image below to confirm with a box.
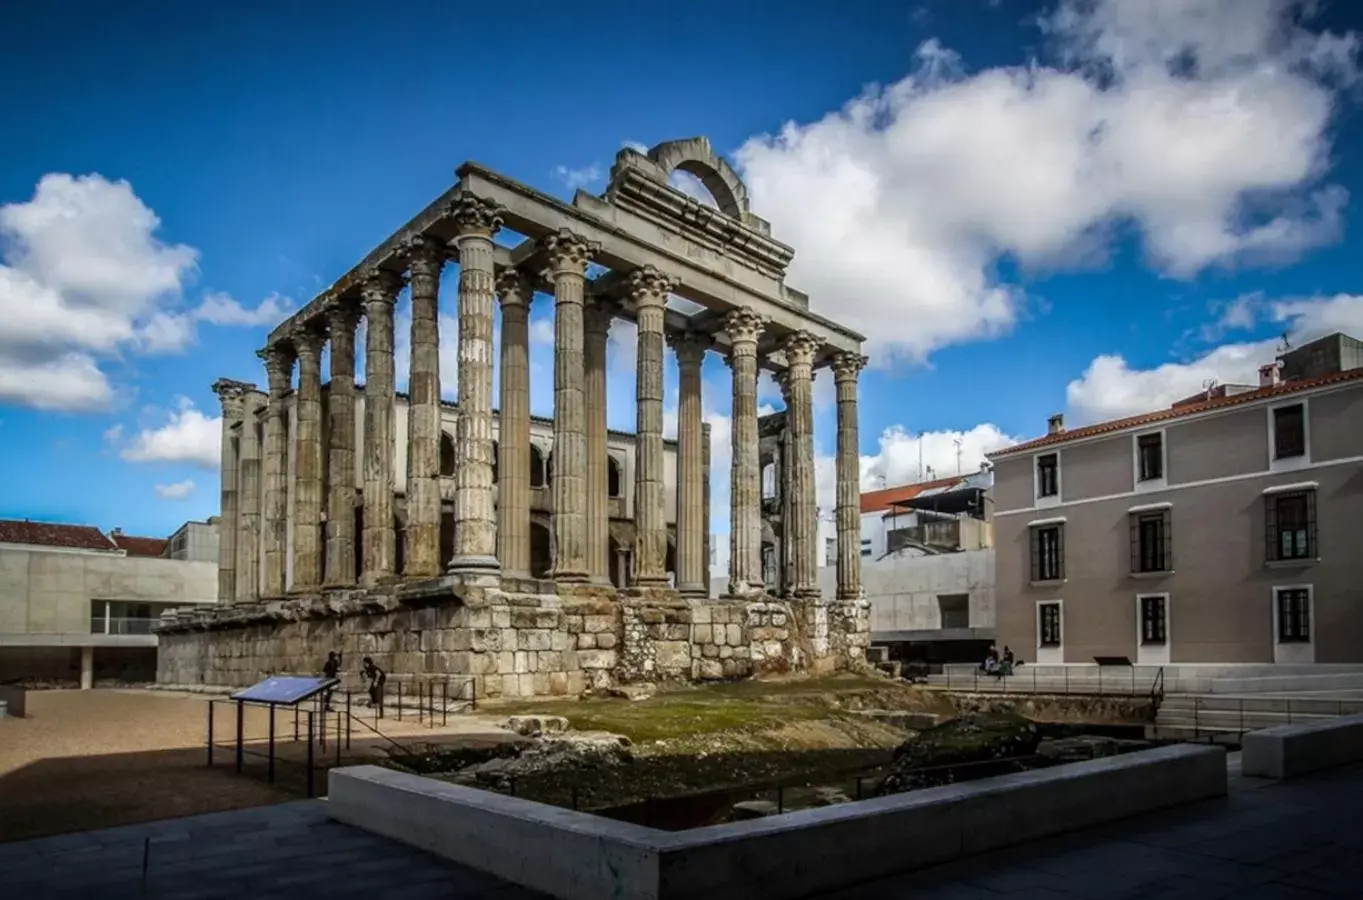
[724,310,767,594]
[670,332,709,594]
[361,270,401,584]
[404,237,446,577]
[833,353,868,600]
[701,420,712,597]
[259,344,296,597]
[235,393,265,601]
[211,380,248,602]
[545,229,598,582]
[496,272,534,576]
[291,328,326,590]
[325,302,360,586]
[782,332,821,597]
[449,196,503,573]
[584,299,613,583]
[629,267,675,586]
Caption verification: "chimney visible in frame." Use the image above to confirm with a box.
[110,527,122,537]
[1259,362,1281,388]
[1047,413,1065,435]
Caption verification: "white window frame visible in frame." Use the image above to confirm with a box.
[1271,584,1315,664]
[1035,599,1064,665]
[1132,428,1168,493]
[1135,593,1170,666]
[1267,398,1311,473]
[1033,450,1062,508]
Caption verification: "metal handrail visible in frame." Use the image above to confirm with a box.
[1150,666,1166,712]
[1175,694,1363,741]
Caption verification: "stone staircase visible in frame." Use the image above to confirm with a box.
[1151,694,1363,741]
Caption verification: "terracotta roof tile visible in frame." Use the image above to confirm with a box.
[0,519,116,552]
[990,367,1363,459]
[860,475,967,514]
[112,535,168,557]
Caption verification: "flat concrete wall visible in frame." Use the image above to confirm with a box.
[330,743,1226,900]
[818,548,994,633]
[1242,713,1363,779]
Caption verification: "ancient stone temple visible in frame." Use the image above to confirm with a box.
[157,137,871,698]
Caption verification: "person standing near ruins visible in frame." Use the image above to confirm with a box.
[360,656,386,709]
[322,650,342,710]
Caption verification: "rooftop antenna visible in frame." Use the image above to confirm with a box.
[1277,332,1292,353]
[918,435,925,482]
[1202,377,1217,401]
[953,438,963,475]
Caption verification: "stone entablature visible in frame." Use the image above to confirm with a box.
[177,137,870,696]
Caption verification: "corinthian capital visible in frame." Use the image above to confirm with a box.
[292,323,325,363]
[359,267,403,308]
[495,268,536,310]
[584,297,618,336]
[211,378,254,420]
[398,233,448,276]
[723,308,767,346]
[257,342,296,395]
[782,330,822,369]
[667,330,712,368]
[446,190,504,238]
[325,297,362,337]
[831,351,868,383]
[627,265,678,308]
[543,229,598,278]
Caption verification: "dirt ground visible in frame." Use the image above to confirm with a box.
[0,689,513,843]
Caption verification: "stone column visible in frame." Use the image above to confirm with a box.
[447,194,504,574]
[496,270,534,577]
[235,393,265,601]
[702,420,712,597]
[724,309,767,595]
[833,352,868,600]
[259,342,296,597]
[211,380,248,602]
[325,300,361,587]
[361,269,402,584]
[629,266,675,587]
[544,229,598,582]
[584,298,615,584]
[403,235,447,577]
[669,331,709,595]
[291,326,326,590]
[782,332,822,598]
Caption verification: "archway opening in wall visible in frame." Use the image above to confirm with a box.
[491,441,499,484]
[394,515,406,575]
[354,508,364,582]
[439,432,456,477]
[530,522,552,578]
[530,445,546,488]
[609,535,625,588]
[546,452,554,487]
[668,167,722,211]
[608,456,622,498]
[761,461,777,500]
[439,511,455,571]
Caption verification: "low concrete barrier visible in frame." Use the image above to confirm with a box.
[1241,713,1363,780]
[0,685,26,718]
[329,744,1227,900]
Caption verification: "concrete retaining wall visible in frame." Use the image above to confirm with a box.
[329,744,1227,900]
[1241,713,1363,779]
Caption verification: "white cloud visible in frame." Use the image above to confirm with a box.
[1066,292,1363,423]
[554,164,603,190]
[529,318,556,346]
[120,397,221,469]
[0,173,199,409]
[153,479,195,500]
[859,423,1021,489]
[193,291,293,327]
[735,0,1357,365]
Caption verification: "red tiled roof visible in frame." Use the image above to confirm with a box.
[0,519,116,551]
[112,534,168,557]
[860,475,967,514]
[990,367,1363,459]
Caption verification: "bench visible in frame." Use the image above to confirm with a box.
[1241,712,1363,780]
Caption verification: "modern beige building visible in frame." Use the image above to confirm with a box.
[990,332,1363,666]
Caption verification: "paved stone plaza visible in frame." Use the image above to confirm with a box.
[3,758,1360,898]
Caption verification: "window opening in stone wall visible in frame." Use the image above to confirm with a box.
[761,462,777,500]
[1137,433,1163,481]
[1030,524,1064,581]
[938,594,970,630]
[1038,602,1062,646]
[1266,490,1315,561]
[825,536,836,567]
[1036,453,1059,498]
[1276,588,1310,643]
[1140,595,1167,645]
[608,456,622,498]
[1130,509,1172,573]
[439,432,456,477]
[529,445,546,488]
[1273,404,1305,459]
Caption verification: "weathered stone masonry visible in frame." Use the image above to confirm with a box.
[159,137,870,697]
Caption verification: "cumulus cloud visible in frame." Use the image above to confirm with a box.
[554,164,603,190]
[858,423,1021,489]
[119,396,221,469]
[736,0,1357,365]
[1066,292,1363,423]
[154,479,195,500]
[193,291,293,327]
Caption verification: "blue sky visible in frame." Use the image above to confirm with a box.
[2,0,1361,538]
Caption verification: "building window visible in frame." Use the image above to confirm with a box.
[1140,595,1167,645]
[825,537,836,567]
[1036,453,1059,498]
[1129,509,1172,573]
[860,538,873,558]
[1030,524,1064,582]
[1266,490,1316,561]
[1137,433,1163,482]
[1273,404,1306,460]
[1038,602,1062,647]
[1276,587,1310,643]
[938,594,970,630]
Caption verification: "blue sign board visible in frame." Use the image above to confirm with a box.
[231,676,337,705]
